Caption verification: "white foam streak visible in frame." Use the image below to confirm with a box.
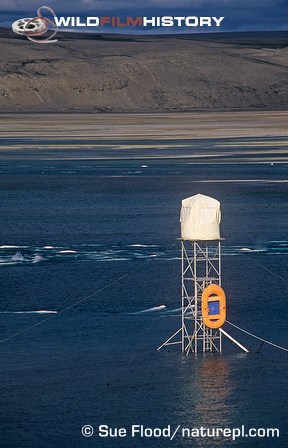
[0,310,57,314]
[164,307,182,313]
[58,250,77,254]
[131,305,166,314]
[129,244,158,248]
[0,245,27,249]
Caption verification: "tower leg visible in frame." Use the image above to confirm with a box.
[220,328,249,353]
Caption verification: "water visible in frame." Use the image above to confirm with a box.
[0,136,287,447]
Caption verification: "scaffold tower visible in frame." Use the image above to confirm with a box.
[181,239,222,354]
[158,194,248,355]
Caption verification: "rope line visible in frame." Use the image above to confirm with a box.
[1,240,287,353]
[0,242,176,345]
[240,253,288,284]
[226,320,288,353]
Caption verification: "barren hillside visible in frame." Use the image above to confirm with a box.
[0,30,287,112]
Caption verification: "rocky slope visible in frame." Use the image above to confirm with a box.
[0,30,287,112]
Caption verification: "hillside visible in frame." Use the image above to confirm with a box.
[0,30,287,112]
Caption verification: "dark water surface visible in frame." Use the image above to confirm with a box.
[0,137,287,447]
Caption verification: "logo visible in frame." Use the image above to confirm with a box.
[12,6,58,44]
[12,6,225,43]
[53,16,224,29]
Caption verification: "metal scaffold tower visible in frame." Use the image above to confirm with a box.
[181,239,222,355]
[157,239,222,355]
[158,193,249,356]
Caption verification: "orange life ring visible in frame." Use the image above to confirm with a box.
[202,284,226,329]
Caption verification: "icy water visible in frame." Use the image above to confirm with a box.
[0,136,287,447]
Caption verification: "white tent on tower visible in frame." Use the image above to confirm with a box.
[180,193,221,241]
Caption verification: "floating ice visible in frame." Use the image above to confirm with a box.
[12,252,24,261]
[32,255,44,263]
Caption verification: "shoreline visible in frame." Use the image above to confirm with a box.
[1,111,288,140]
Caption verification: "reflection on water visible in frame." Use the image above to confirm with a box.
[195,355,232,426]
[177,355,235,447]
